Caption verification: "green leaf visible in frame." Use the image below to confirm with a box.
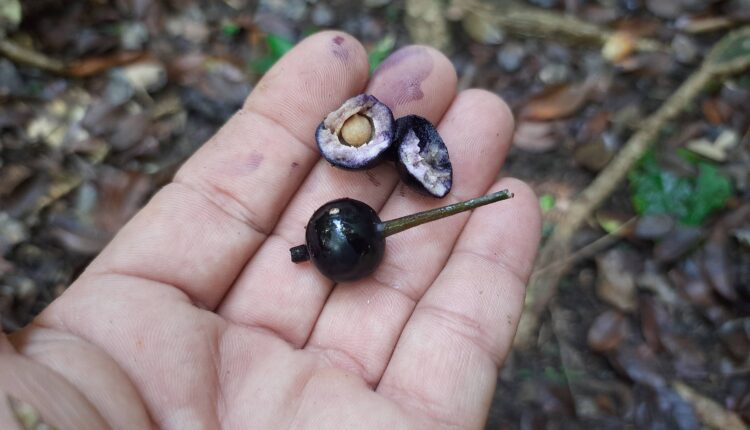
[628,152,733,226]
[676,147,702,164]
[710,27,750,65]
[683,163,732,225]
[266,33,295,58]
[251,33,296,74]
[250,57,277,74]
[368,35,395,74]
[221,22,240,37]
[598,216,623,235]
[516,368,533,380]
[0,0,22,32]
[539,194,555,213]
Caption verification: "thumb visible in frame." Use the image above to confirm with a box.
[0,331,110,430]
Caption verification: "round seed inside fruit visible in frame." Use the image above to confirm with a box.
[315,94,394,170]
[340,114,372,147]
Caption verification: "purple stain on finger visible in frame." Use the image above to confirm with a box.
[289,161,300,176]
[331,35,349,61]
[248,151,264,170]
[371,46,433,107]
[365,170,381,187]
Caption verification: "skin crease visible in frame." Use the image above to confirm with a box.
[0,32,541,430]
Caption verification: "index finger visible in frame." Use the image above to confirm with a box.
[79,31,369,308]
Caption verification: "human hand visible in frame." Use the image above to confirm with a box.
[1,32,541,429]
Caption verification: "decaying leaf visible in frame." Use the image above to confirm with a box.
[602,31,636,63]
[686,129,739,162]
[588,310,628,352]
[520,81,593,121]
[462,9,503,44]
[513,121,559,152]
[66,51,144,77]
[595,248,638,312]
[673,382,747,430]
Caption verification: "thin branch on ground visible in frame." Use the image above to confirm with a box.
[533,217,636,278]
[0,38,65,74]
[0,35,144,77]
[451,0,666,52]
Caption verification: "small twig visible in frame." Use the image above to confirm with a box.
[0,38,65,74]
[452,0,666,52]
[679,16,737,34]
[0,35,144,77]
[514,26,750,349]
[533,217,635,278]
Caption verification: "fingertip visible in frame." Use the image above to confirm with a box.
[311,30,370,74]
[245,31,370,129]
[455,88,515,134]
[369,45,457,120]
[490,177,542,280]
[420,45,458,86]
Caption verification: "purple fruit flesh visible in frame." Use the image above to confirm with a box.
[393,115,452,198]
[316,94,395,170]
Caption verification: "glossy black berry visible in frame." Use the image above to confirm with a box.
[316,94,395,170]
[290,190,514,283]
[392,115,452,198]
[302,198,385,282]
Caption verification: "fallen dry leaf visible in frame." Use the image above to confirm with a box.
[603,31,636,64]
[588,310,628,353]
[512,121,559,152]
[67,51,145,77]
[520,82,592,121]
[702,98,731,124]
[639,295,668,352]
[673,382,747,430]
[596,248,639,312]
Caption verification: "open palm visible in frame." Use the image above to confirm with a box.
[1,32,540,430]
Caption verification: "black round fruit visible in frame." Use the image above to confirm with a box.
[289,190,514,283]
[304,198,385,282]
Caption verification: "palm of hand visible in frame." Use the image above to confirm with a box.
[2,32,540,430]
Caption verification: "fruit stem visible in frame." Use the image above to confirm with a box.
[290,244,310,262]
[381,189,514,237]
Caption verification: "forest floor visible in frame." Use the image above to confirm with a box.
[1,0,749,428]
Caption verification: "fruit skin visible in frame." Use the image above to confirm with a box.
[305,198,385,282]
[392,115,453,198]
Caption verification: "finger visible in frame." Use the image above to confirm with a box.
[218,46,458,346]
[0,351,111,429]
[305,90,515,383]
[9,327,153,429]
[80,31,369,309]
[377,179,541,429]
